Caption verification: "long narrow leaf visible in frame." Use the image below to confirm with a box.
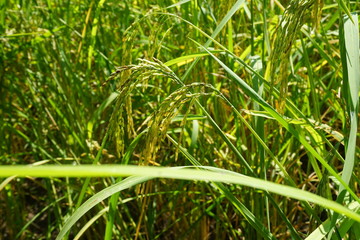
[340,13,359,191]
[1,165,360,225]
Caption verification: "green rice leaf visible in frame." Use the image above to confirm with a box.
[164,50,223,67]
[306,201,360,240]
[335,0,354,23]
[0,164,359,239]
[166,0,191,9]
[340,13,359,191]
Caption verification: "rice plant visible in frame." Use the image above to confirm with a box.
[1,0,359,239]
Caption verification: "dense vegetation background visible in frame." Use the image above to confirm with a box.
[0,0,359,239]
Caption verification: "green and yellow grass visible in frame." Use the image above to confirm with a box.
[0,0,359,239]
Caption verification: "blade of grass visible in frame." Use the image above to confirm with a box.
[300,35,320,122]
[86,0,106,81]
[1,165,360,238]
[250,55,269,231]
[340,12,359,191]
[327,12,360,239]
[74,207,109,240]
[166,0,191,9]
[335,0,354,23]
[164,50,224,67]
[306,201,360,240]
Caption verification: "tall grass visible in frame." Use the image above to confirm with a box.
[0,0,359,239]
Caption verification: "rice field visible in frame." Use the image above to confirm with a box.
[0,0,359,239]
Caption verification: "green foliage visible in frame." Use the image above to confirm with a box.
[1,0,359,239]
